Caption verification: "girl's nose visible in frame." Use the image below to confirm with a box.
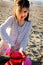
[22,13,26,18]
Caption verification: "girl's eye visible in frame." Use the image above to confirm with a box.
[24,11,27,13]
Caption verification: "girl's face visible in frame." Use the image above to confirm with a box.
[15,7,29,22]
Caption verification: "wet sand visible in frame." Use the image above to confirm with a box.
[0,1,43,65]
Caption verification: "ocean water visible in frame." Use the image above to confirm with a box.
[32,3,43,7]
[3,0,13,2]
[30,1,43,7]
[2,0,43,7]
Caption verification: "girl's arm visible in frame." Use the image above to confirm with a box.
[19,22,32,52]
[0,16,14,46]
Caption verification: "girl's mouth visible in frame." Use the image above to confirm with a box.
[21,16,24,18]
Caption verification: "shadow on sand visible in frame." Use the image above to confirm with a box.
[32,56,43,65]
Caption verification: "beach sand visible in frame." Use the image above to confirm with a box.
[0,1,43,65]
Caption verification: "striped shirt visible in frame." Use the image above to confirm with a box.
[0,16,32,51]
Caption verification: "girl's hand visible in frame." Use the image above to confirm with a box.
[0,50,2,56]
[19,48,24,55]
[10,46,16,53]
[19,48,26,55]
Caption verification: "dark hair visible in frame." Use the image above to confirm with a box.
[18,0,30,8]
[14,0,30,21]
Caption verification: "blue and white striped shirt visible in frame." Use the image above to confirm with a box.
[0,16,32,51]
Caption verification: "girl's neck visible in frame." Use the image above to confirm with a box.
[14,15,25,27]
[18,20,25,27]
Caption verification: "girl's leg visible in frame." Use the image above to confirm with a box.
[0,41,10,55]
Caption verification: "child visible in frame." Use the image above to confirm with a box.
[0,0,32,65]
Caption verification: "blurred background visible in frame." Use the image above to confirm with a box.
[0,0,43,65]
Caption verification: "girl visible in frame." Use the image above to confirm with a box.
[0,0,32,65]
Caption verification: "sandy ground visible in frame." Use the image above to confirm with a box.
[0,1,43,65]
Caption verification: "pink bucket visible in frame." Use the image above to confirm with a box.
[5,48,32,65]
[24,57,32,65]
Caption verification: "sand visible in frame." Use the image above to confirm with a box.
[0,1,43,65]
